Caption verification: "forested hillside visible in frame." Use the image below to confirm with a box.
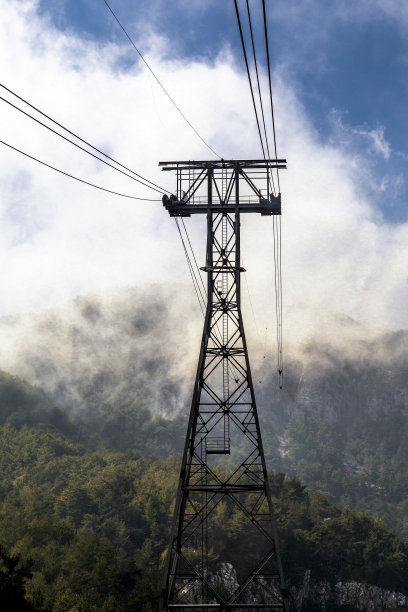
[258,332,408,538]
[1,371,408,610]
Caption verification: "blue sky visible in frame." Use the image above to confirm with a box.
[35,0,408,222]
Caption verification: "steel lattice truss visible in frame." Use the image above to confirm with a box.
[159,160,288,612]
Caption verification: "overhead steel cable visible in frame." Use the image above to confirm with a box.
[245,0,275,194]
[103,0,221,159]
[0,92,166,195]
[262,0,280,193]
[233,0,267,161]
[0,139,160,201]
[247,0,282,386]
[0,83,166,194]
[246,1,270,158]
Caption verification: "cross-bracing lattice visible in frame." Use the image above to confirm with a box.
[159,160,288,612]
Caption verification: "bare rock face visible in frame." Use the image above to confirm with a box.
[293,571,408,611]
[335,581,408,611]
[201,564,408,611]
[180,562,282,606]
[209,562,239,600]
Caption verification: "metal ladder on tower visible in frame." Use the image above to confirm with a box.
[206,167,230,456]
[221,207,230,453]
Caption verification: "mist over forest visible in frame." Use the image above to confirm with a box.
[1,286,407,536]
[0,285,199,417]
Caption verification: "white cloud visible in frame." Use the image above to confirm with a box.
[357,127,391,160]
[327,110,391,160]
[0,0,407,364]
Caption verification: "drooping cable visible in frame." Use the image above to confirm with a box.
[262,0,280,194]
[175,215,241,383]
[178,218,226,347]
[272,217,279,365]
[103,0,221,158]
[272,215,283,388]
[278,215,283,386]
[180,218,207,299]
[179,223,238,382]
[176,219,208,313]
[174,218,206,316]
[0,83,167,194]
[0,139,160,201]
[0,93,166,195]
[233,0,267,160]
[241,253,261,343]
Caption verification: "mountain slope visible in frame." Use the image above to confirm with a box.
[0,372,408,610]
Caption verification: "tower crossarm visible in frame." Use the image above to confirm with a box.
[159,159,286,217]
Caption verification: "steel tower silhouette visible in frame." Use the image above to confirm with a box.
[159,159,288,612]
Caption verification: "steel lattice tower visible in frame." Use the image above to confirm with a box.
[159,159,288,612]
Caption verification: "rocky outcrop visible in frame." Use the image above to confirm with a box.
[291,571,408,611]
[204,563,408,611]
[335,581,408,611]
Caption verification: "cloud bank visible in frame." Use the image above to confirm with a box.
[0,0,407,365]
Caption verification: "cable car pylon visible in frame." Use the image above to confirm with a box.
[159,159,289,612]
